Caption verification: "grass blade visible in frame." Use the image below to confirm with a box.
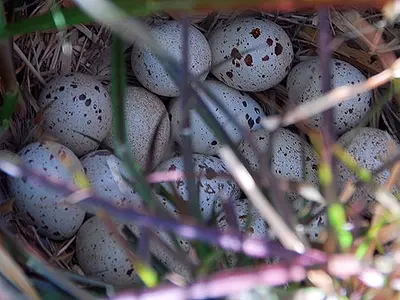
[0,242,40,300]
[180,15,201,221]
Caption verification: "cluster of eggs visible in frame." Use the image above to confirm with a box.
[7,15,397,287]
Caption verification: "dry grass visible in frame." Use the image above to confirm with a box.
[1,0,400,279]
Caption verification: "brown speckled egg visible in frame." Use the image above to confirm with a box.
[337,127,399,207]
[238,128,325,241]
[238,128,318,192]
[155,154,241,221]
[103,86,170,170]
[38,73,112,157]
[169,80,265,155]
[209,17,293,92]
[217,198,269,239]
[75,216,140,287]
[80,150,143,215]
[7,141,86,240]
[131,21,212,97]
[287,58,371,135]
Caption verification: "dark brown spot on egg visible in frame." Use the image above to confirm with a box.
[266,38,273,46]
[46,93,51,99]
[95,85,100,92]
[59,86,65,92]
[205,167,218,180]
[244,54,253,66]
[242,101,247,107]
[274,43,283,56]
[231,48,242,60]
[168,164,177,171]
[79,94,86,100]
[85,99,91,106]
[70,84,78,88]
[262,55,269,61]
[226,71,233,79]
[235,62,240,68]
[250,28,261,38]
[211,140,217,146]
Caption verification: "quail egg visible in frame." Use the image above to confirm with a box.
[76,216,192,287]
[8,141,86,240]
[38,73,112,156]
[209,17,294,92]
[238,128,326,241]
[103,86,170,170]
[155,154,241,221]
[337,127,399,207]
[287,58,371,135]
[217,198,269,239]
[75,216,140,287]
[80,150,143,214]
[169,79,265,155]
[238,128,318,190]
[131,21,212,97]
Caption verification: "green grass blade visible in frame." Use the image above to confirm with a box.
[327,202,353,251]
[3,7,91,38]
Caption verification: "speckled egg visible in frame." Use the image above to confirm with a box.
[337,127,399,207]
[80,150,143,214]
[217,198,272,266]
[209,17,294,92]
[238,128,318,190]
[238,128,324,239]
[154,194,191,252]
[38,73,112,156]
[75,216,140,287]
[8,141,86,240]
[155,154,241,221]
[103,87,170,170]
[287,58,371,135]
[127,221,192,279]
[217,198,269,239]
[131,21,212,97]
[169,80,265,155]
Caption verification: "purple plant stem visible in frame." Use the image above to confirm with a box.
[1,158,323,261]
[318,8,338,205]
[112,253,372,300]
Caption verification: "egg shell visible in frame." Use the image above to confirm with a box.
[38,73,112,156]
[155,194,190,252]
[169,80,265,155]
[8,141,86,240]
[131,21,212,97]
[287,58,371,135]
[103,87,170,170]
[337,127,399,207]
[75,216,140,287]
[155,154,241,221]
[217,198,269,239]
[238,128,318,190]
[217,198,272,266]
[238,128,325,240]
[209,17,294,92]
[127,221,192,279]
[80,150,143,214]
